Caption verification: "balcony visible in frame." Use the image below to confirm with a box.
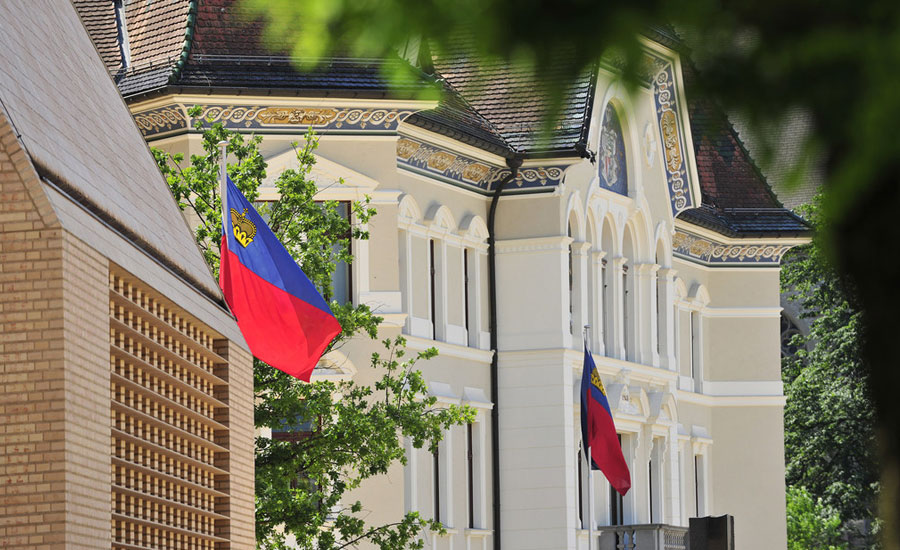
[597,524,689,550]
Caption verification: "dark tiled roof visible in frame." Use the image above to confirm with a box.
[681,67,809,236]
[406,86,513,156]
[124,0,191,68]
[72,0,122,69]
[176,55,427,95]
[72,1,801,237]
[429,39,594,156]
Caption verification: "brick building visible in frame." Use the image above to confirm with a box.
[0,2,254,549]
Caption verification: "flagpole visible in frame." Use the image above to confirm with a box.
[218,141,228,235]
[583,325,594,550]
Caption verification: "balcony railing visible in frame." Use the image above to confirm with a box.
[597,524,688,550]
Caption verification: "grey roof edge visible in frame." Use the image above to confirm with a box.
[31,158,226,308]
[679,207,812,239]
[404,113,515,158]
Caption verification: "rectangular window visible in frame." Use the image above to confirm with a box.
[694,454,706,517]
[568,241,574,335]
[464,248,471,340]
[430,239,437,340]
[610,434,624,525]
[331,201,352,305]
[690,311,701,389]
[622,265,628,359]
[656,280,662,356]
[433,447,441,523]
[648,440,662,524]
[649,459,654,523]
[577,445,584,528]
[602,259,609,355]
[467,423,475,528]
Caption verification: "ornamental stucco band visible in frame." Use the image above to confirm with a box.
[672,229,793,265]
[396,137,567,193]
[134,104,188,138]
[653,63,695,217]
[133,103,417,138]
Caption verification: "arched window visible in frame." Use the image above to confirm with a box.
[601,218,615,356]
[568,222,575,335]
[622,225,636,362]
[599,105,628,197]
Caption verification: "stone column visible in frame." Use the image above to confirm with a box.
[572,241,592,349]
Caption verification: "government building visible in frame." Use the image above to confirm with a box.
[3,1,809,549]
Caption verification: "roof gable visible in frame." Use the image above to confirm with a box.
[0,0,219,297]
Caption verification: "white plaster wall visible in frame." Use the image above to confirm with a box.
[142,64,792,548]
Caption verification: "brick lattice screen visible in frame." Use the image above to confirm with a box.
[109,271,233,550]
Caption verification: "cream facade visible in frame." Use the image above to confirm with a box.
[133,49,804,550]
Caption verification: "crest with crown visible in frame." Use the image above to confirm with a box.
[230,208,257,247]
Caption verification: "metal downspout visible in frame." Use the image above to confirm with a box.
[488,156,522,550]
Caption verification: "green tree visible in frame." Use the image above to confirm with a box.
[154,109,474,549]
[786,486,847,550]
[781,196,879,540]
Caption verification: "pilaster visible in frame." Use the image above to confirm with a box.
[657,268,678,371]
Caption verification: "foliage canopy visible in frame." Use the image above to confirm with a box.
[154,110,473,549]
[782,196,879,543]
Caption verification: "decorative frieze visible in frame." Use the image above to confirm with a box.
[396,137,566,193]
[673,229,794,266]
[132,103,416,138]
[133,104,188,138]
[652,62,695,217]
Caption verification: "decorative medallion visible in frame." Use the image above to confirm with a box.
[598,104,628,196]
[672,229,795,266]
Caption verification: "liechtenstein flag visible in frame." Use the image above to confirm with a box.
[580,349,631,496]
[219,176,342,381]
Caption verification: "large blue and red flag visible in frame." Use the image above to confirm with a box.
[219,176,341,381]
[580,349,631,496]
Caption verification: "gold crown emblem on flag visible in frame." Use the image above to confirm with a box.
[231,208,257,247]
[590,368,607,397]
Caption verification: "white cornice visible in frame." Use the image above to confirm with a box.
[495,235,571,254]
[674,219,810,246]
[675,390,786,408]
[405,335,493,364]
[702,306,783,318]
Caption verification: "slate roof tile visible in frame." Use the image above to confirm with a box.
[72,0,122,69]
[680,64,809,235]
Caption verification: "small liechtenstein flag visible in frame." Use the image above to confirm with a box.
[581,349,631,496]
[219,176,341,381]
